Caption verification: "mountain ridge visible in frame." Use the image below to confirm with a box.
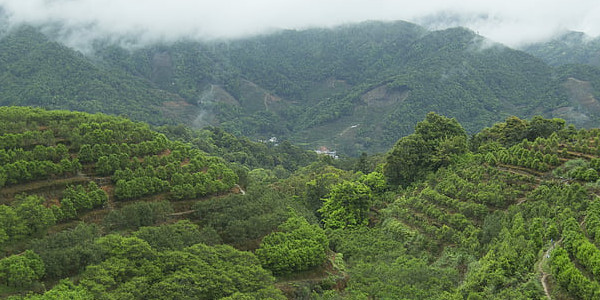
[1,21,600,155]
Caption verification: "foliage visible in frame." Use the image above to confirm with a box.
[0,250,45,288]
[103,201,173,231]
[472,116,565,149]
[0,27,186,125]
[550,246,600,299]
[79,241,284,300]
[256,213,328,274]
[193,184,314,247]
[2,21,592,155]
[22,279,93,300]
[133,220,219,251]
[8,102,600,299]
[384,112,468,186]
[319,181,373,229]
[29,223,101,279]
[56,182,108,221]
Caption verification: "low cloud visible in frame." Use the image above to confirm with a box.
[0,0,599,49]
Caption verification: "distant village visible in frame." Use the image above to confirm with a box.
[259,137,339,159]
[315,146,339,159]
[258,136,280,146]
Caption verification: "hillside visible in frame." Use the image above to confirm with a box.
[3,21,600,155]
[522,31,600,67]
[0,107,319,299]
[3,108,600,299]
[0,27,195,125]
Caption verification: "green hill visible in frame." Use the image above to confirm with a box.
[4,108,600,299]
[522,31,600,67]
[0,107,321,299]
[0,27,195,125]
[2,22,600,155]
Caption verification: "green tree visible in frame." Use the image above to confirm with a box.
[23,279,93,299]
[256,213,329,274]
[14,195,56,236]
[414,112,466,141]
[133,220,207,251]
[0,250,45,287]
[30,223,101,279]
[0,205,27,243]
[383,134,430,186]
[384,112,467,186]
[319,181,373,229]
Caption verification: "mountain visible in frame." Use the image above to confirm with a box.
[2,21,600,155]
[522,31,600,66]
[521,32,600,128]
[0,27,193,125]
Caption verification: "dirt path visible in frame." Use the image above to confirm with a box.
[497,165,543,182]
[0,173,91,204]
[538,237,563,299]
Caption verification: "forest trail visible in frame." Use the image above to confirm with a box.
[0,173,90,204]
[497,164,543,181]
[538,237,563,299]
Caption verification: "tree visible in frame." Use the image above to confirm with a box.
[14,195,56,236]
[319,181,373,229]
[384,134,430,186]
[415,112,466,141]
[133,220,206,251]
[0,205,27,243]
[77,144,95,163]
[24,279,93,299]
[360,171,387,194]
[103,201,173,230]
[30,223,101,279]
[75,241,284,300]
[356,152,371,174]
[527,116,565,140]
[0,250,45,287]
[255,213,329,274]
[384,112,467,186]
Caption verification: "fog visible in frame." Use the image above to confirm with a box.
[1,0,599,49]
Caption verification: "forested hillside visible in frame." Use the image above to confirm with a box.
[3,107,600,299]
[0,27,192,125]
[0,107,314,299]
[523,31,600,67]
[3,21,600,155]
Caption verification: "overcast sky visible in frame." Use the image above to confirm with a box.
[1,0,599,49]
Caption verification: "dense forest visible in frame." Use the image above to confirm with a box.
[522,31,600,67]
[2,21,600,155]
[2,107,600,299]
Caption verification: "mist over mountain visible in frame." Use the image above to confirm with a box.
[4,4,600,299]
[1,20,600,155]
[1,0,600,49]
[522,31,600,66]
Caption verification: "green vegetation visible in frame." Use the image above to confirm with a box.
[5,101,600,298]
[256,213,328,275]
[0,107,318,299]
[0,27,187,125]
[384,112,468,186]
[523,31,600,67]
[3,21,600,156]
